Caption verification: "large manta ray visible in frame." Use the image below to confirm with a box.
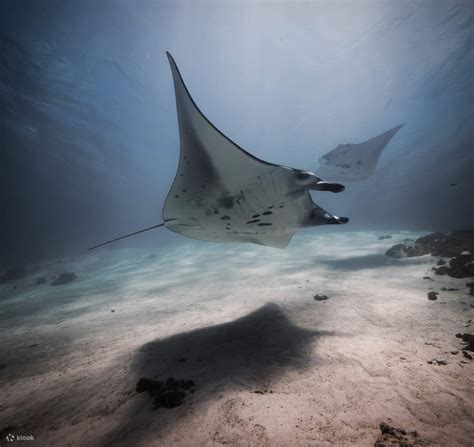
[90,53,398,251]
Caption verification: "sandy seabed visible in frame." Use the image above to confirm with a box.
[0,230,473,446]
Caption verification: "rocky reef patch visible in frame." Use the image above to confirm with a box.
[386,231,474,280]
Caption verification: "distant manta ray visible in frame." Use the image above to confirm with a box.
[315,125,403,182]
[89,52,400,250]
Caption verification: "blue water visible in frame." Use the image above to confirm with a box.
[1,0,473,267]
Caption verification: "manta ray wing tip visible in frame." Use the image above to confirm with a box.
[392,123,405,132]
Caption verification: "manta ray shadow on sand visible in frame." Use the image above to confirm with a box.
[105,303,335,445]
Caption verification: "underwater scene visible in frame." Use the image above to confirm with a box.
[1,1,473,446]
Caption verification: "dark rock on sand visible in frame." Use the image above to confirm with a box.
[386,231,474,279]
[0,266,26,283]
[253,389,274,394]
[422,276,433,281]
[51,272,77,286]
[427,291,438,301]
[467,282,474,295]
[455,333,474,352]
[36,277,46,285]
[314,294,329,301]
[386,231,474,263]
[415,231,474,257]
[374,421,422,447]
[427,358,447,365]
[440,287,458,291]
[378,235,392,240]
[462,351,473,360]
[434,254,474,279]
[385,244,429,259]
[136,377,195,409]
[385,244,405,258]
[404,246,431,257]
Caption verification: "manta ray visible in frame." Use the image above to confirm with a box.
[90,52,398,251]
[315,125,403,182]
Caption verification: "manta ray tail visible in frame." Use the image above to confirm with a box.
[88,223,165,251]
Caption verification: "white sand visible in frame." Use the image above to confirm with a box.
[0,230,473,446]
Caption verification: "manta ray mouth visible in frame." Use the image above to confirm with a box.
[335,216,349,224]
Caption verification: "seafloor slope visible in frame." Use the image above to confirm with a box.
[0,230,473,446]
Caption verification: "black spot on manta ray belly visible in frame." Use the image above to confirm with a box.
[257,223,272,226]
[220,215,231,220]
[262,211,273,215]
[252,214,260,218]
[217,196,234,209]
[246,219,260,224]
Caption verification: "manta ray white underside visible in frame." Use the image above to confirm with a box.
[162,52,348,249]
[90,53,402,251]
